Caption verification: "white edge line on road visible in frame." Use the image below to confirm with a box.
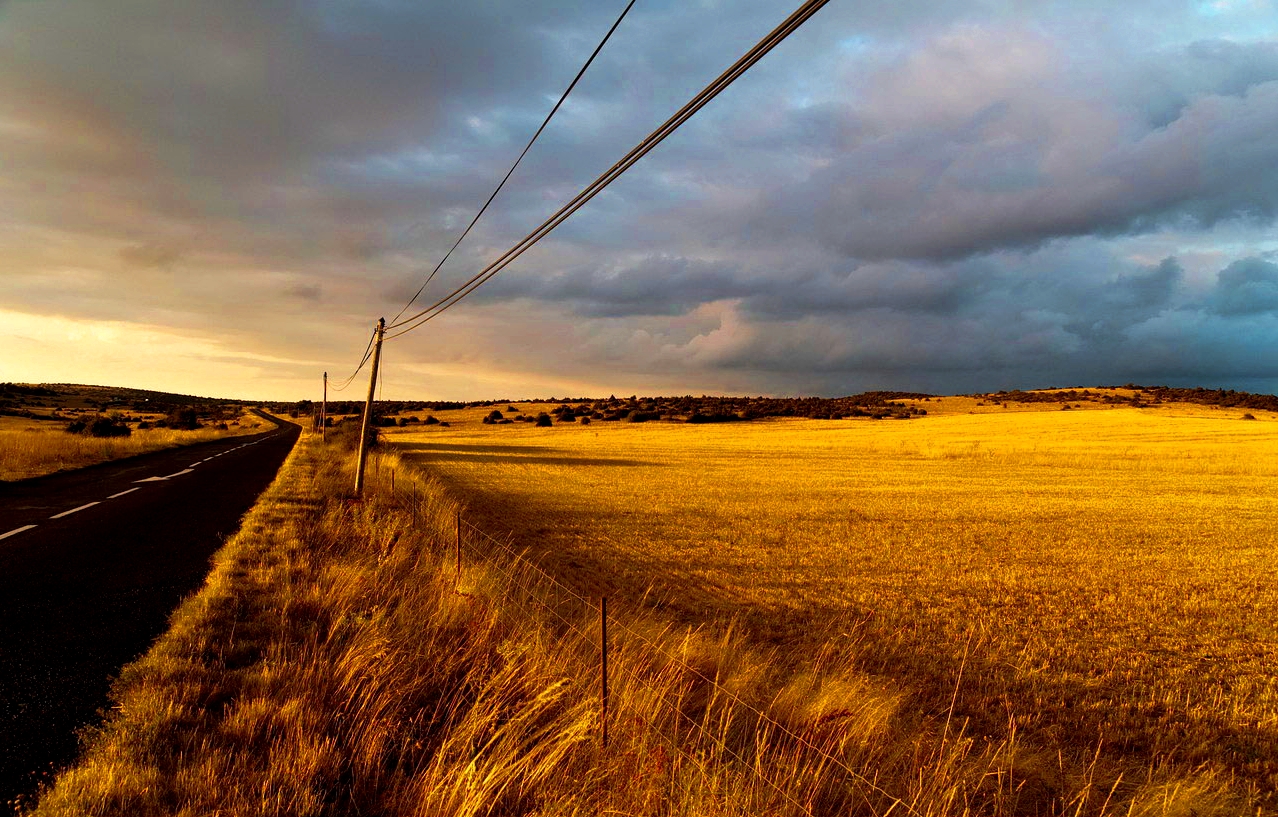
[50,501,100,519]
[108,487,141,499]
[1,524,37,541]
[161,469,194,479]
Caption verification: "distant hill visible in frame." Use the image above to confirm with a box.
[5,382,1275,424]
[0,383,254,420]
[980,385,1278,413]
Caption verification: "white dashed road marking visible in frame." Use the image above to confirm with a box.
[1,525,38,541]
[134,468,196,484]
[108,487,141,499]
[50,502,100,519]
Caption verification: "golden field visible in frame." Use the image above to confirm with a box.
[0,412,270,481]
[384,397,1278,811]
[29,398,1276,816]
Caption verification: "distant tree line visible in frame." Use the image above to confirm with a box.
[445,392,935,425]
[983,385,1278,412]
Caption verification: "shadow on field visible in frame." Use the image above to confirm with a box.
[395,442,654,469]
[440,485,1278,809]
[402,442,561,455]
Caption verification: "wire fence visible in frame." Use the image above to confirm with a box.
[450,514,916,817]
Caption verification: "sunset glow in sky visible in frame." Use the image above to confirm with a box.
[3,0,1277,400]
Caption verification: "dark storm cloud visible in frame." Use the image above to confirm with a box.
[741,35,1278,262]
[1208,257,1278,316]
[4,0,1278,397]
[495,255,763,318]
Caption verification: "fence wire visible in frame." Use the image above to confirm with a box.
[452,516,915,817]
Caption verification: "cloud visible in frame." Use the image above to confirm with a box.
[119,242,184,270]
[288,283,324,302]
[3,1,1278,398]
[741,30,1278,262]
[1208,256,1278,315]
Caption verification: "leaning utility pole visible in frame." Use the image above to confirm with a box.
[321,371,327,442]
[354,318,385,496]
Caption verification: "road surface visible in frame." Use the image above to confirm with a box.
[0,413,300,807]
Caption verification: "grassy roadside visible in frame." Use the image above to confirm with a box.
[28,429,1253,816]
[0,412,271,482]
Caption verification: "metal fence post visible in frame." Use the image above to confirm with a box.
[455,509,462,591]
[601,596,609,748]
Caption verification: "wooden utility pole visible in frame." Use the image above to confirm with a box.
[354,318,385,496]
[321,371,327,442]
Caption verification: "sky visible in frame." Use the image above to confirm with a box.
[2,0,1277,401]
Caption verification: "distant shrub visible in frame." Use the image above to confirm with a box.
[1242,413,1257,420]
[87,416,131,438]
[558,413,577,423]
[506,406,518,413]
[535,413,553,427]
[580,416,591,425]
[482,410,504,425]
[438,421,450,427]
[137,421,152,430]
[64,419,87,434]
[166,407,200,430]
[424,416,439,425]
[215,422,229,430]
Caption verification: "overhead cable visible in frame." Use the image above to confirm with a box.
[388,0,639,327]
[384,0,832,340]
[329,326,378,391]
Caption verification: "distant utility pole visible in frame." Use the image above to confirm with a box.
[354,318,385,496]
[321,371,327,442]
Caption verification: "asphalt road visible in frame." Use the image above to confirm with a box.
[0,413,300,808]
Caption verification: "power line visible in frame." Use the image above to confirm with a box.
[329,326,378,392]
[388,0,639,327]
[384,0,833,341]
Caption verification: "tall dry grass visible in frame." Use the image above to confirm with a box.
[0,414,269,481]
[28,425,1256,816]
[387,403,1277,814]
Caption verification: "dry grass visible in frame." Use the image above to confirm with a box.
[28,408,1271,816]
[0,412,269,481]
[384,401,1278,813]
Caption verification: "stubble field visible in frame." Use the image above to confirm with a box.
[387,398,1278,808]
